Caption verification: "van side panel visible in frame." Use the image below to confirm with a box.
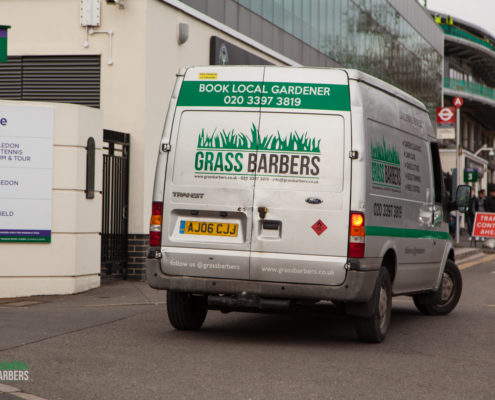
[352,80,448,294]
[152,74,184,202]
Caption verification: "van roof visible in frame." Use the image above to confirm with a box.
[179,65,428,112]
[342,69,427,112]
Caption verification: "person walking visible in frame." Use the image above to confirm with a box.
[477,189,486,212]
[467,188,476,239]
[485,185,495,212]
[475,189,487,241]
[482,186,495,247]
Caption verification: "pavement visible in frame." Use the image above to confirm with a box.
[0,278,165,400]
[453,228,495,263]
[0,239,491,400]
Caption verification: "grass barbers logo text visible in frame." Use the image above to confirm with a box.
[194,123,321,179]
[0,361,29,381]
[371,139,401,189]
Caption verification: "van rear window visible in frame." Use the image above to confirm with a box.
[173,111,345,192]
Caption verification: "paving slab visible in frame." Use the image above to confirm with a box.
[0,393,23,400]
[0,384,19,393]
[0,280,165,351]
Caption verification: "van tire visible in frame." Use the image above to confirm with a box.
[413,260,462,315]
[167,291,208,330]
[355,268,392,343]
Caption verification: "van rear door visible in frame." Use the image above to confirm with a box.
[161,66,352,287]
[250,67,352,285]
[160,66,263,280]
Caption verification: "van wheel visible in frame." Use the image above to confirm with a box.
[413,260,462,315]
[355,268,392,343]
[167,291,208,330]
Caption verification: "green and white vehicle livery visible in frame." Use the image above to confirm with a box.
[146,66,469,342]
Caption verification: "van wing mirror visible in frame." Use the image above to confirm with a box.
[454,185,471,213]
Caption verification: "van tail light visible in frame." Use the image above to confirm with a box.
[149,201,163,247]
[348,211,365,258]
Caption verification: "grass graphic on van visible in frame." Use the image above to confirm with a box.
[197,123,321,153]
[370,138,400,165]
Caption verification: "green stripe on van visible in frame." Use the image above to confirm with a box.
[366,226,450,240]
[177,81,351,111]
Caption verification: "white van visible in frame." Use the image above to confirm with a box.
[146,66,470,342]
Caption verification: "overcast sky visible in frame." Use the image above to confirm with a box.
[417,0,495,37]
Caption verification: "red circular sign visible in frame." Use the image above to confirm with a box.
[453,97,464,108]
[437,107,455,124]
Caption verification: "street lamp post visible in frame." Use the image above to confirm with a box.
[474,145,495,157]
[456,110,461,244]
[454,97,464,245]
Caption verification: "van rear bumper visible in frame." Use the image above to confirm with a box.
[146,258,378,302]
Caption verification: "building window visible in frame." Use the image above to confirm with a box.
[198,0,442,113]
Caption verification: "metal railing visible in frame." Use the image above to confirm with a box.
[440,24,494,52]
[444,77,495,102]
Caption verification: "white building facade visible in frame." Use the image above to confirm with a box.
[0,0,442,285]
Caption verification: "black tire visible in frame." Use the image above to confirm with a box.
[167,291,208,330]
[355,268,392,343]
[413,259,462,315]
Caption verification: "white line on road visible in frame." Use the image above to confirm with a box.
[80,301,166,307]
[459,254,495,270]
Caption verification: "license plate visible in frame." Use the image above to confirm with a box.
[179,221,239,237]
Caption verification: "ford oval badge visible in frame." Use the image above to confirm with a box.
[306,197,323,205]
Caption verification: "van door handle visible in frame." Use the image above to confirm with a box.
[262,220,279,230]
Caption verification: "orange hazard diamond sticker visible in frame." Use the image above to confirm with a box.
[312,219,327,236]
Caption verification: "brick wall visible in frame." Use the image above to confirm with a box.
[100,234,149,280]
[127,234,148,279]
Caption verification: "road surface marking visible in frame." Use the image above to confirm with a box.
[394,298,413,304]
[81,301,166,307]
[459,254,495,270]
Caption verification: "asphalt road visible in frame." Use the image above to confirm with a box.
[1,257,494,400]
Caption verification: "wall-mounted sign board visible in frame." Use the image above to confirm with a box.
[0,25,10,63]
[0,104,54,243]
[436,106,455,140]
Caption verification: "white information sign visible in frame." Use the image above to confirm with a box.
[436,127,456,140]
[436,107,456,140]
[0,104,54,242]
